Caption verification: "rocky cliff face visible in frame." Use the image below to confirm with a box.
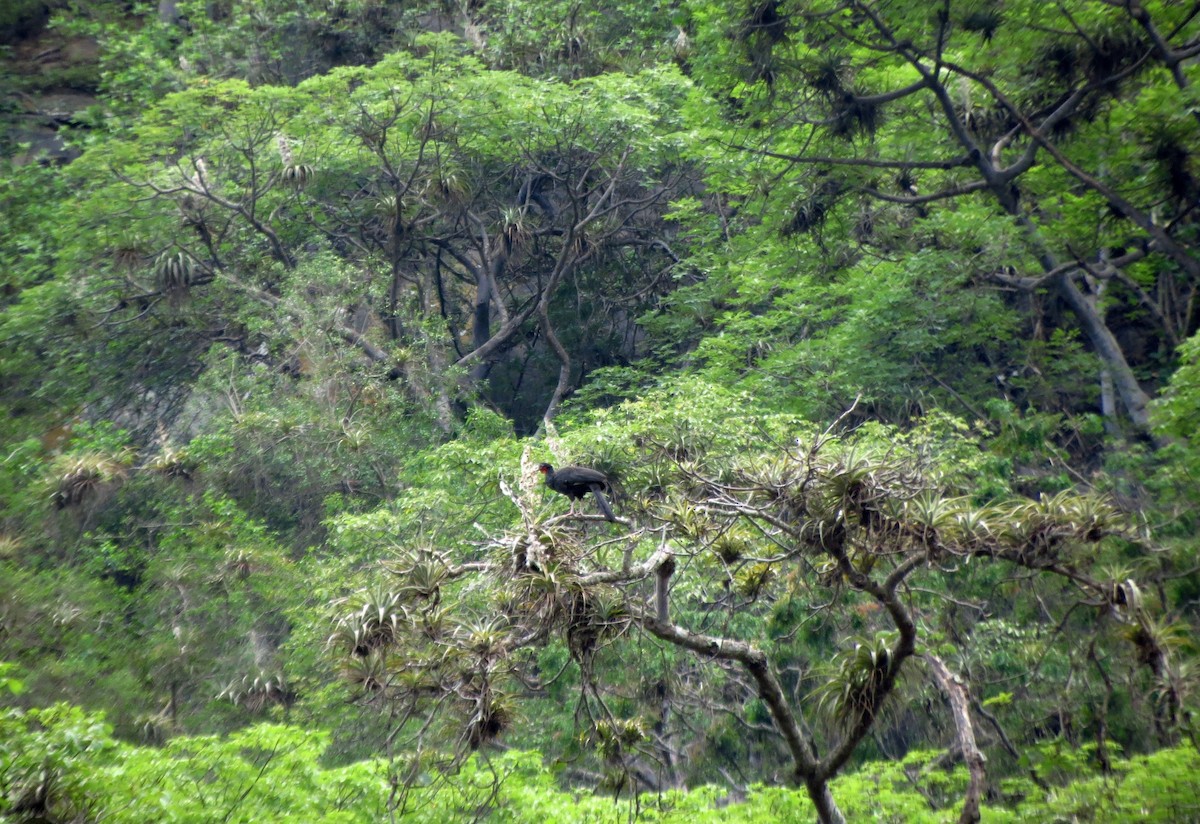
[2,6,99,165]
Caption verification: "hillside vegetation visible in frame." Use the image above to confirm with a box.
[2,2,1199,822]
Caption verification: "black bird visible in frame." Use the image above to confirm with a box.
[538,463,617,522]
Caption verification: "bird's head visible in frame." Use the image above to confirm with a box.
[537,463,553,474]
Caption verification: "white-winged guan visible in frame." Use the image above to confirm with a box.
[537,463,616,522]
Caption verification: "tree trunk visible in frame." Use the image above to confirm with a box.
[470,243,509,382]
[1100,368,1117,435]
[1051,273,1152,429]
[995,188,1154,431]
[926,654,986,824]
[653,556,681,787]
[806,779,847,824]
[420,265,454,433]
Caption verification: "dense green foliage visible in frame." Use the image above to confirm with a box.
[3,681,1199,822]
[2,0,1199,821]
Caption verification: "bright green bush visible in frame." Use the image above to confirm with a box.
[4,697,1199,823]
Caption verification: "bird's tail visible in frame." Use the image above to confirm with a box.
[591,488,617,522]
